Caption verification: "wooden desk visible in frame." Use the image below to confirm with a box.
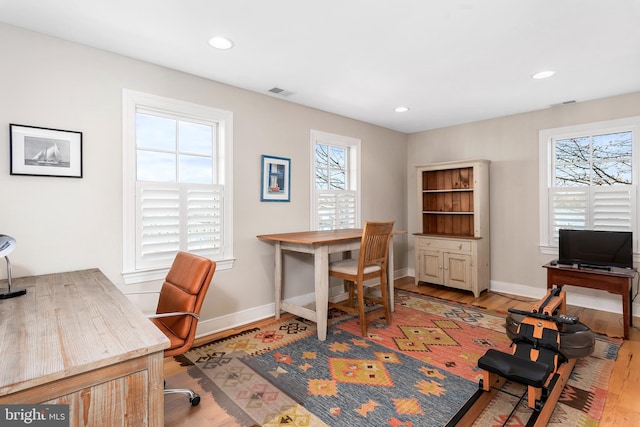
[544,263,634,339]
[0,269,169,426]
[258,229,403,341]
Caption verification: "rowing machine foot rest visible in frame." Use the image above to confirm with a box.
[478,349,552,388]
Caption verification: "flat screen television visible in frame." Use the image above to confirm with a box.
[558,229,633,269]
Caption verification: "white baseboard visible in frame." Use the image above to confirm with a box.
[194,302,275,339]
[195,287,362,339]
[408,267,639,318]
[195,267,410,339]
[198,270,639,339]
[490,279,639,319]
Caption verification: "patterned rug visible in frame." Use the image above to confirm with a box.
[170,291,621,426]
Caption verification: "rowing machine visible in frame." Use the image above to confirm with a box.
[447,288,595,427]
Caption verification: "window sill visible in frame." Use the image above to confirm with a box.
[539,245,558,256]
[122,257,235,285]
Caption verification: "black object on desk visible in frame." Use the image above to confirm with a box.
[0,234,27,299]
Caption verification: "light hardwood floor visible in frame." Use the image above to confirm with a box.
[164,276,640,426]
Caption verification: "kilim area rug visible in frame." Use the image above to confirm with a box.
[169,291,621,427]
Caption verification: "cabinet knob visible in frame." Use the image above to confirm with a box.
[458,244,463,250]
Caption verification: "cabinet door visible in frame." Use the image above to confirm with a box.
[444,253,472,290]
[418,249,443,285]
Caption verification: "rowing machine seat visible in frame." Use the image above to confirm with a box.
[478,349,552,388]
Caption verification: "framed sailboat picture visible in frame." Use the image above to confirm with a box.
[10,124,83,178]
[261,155,290,202]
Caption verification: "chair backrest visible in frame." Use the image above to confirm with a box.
[358,220,395,270]
[156,252,216,343]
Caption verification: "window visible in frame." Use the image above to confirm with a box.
[539,116,639,253]
[122,90,233,284]
[310,130,361,230]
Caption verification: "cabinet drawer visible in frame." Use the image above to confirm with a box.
[416,237,471,252]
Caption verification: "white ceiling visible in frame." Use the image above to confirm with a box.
[1,0,639,133]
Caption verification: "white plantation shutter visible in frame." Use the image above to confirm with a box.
[549,186,634,245]
[186,186,223,255]
[592,186,635,230]
[136,182,223,269]
[317,190,356,230]
[550,188,588,240]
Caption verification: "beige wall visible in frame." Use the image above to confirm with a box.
[407,92,640,311]
[3,21,638,333]
[0,24,408,333]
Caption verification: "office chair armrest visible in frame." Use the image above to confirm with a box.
[124,292,199,320]
[147,311,200,320]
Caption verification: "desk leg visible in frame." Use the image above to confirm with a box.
[274,241,282,319]
[630,280,634,328]
[547,268,631,340]
[623,279,631,339]
[314,245,329,341]
[388,238,395,312]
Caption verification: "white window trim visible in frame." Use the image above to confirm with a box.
[122,89,234,284]
[539,116,640,255]
[309,129,362,230]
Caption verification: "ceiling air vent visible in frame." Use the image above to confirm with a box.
[268,87,294,97]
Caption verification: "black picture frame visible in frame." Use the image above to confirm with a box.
[10,124,83,178]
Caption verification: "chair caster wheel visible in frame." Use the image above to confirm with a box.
[190,394,201,406]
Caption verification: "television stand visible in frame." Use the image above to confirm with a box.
[544,262,633,339]
[577,263,611,271]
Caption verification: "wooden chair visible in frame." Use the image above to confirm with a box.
[147,251,216,406]
[329,221,395,336]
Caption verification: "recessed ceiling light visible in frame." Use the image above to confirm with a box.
[394,106,410,113]
[208,36,234,50]
[532,70,555,80]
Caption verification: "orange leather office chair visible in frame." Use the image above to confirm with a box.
[328,221,395,336]
[147,251,216,406]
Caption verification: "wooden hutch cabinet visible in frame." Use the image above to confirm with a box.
[414,159,490,297]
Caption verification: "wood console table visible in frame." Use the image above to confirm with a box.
[544,263,634,339]
[0,269,169,426]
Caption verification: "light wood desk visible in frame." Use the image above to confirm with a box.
[257,229,403,341]
[544,263,634,339]
[0,269,169,426]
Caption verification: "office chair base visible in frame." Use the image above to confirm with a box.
[0,288,26,299]
[165,388,201,406]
